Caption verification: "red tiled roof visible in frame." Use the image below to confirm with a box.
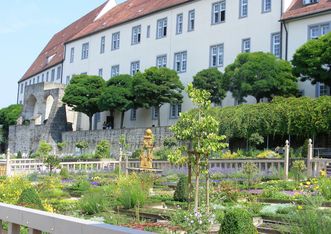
[19,2,107,82]
[68,0,192,42]
[282,0,331,20]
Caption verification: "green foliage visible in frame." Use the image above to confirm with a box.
[163,137,177,148]
[131,149,142,159]
[133,67,184,126]
[0,104,23,147]
[0,177,31,204]
[248,133,264,148]
[60,167,70,179]
[225,52,298,103]
[45,155,61,175]
[62,74,105,130]
[37,176,67,199]
[220,208,256,234]
[79,187,108,215]
[215,181,240,202]
[75,141,88,154]
[292,32,331,87]
[173,175,188,202]
[57,142,66,152]
[95,140,110,159]
[192,68,228,104]
[243,162,258,186]
[256,150,281,159]
[17,188,44,210]
[154,147,172,160]
[292,160,306,181]
[67,180,91,197]
[318,177,331,200]
[35,140,52,160]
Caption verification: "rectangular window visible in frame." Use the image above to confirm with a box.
[46,72,49,82]
[81,42,89,60]
[42,74,44,82]
[132,25,141,45]
[309,23,330,39]
[262,0,272,12]
[66,75,70,84]
[271,32,281,58]
[157,18,167,39]
[156,55,167,68]
[147,25,151,38]
[112,32,120,50]
[70,47,75,63]
[170,104,182,119]
[240,0,248,18]
[131,61,140,75]
[303,0,319,6]
[98,68,103,77]
[37,76,40,83]
[57,66,62,80]
[51,69,55,81]
[242,38,251,53]
[33,78,35,84]
[131,109,137,121]
[210,44,224,67]
[188,10,195,31]
[212,1,226,24]
[152,107,159,120]
[174,51,187,73]
[176,14,183,34]
[20,83,24,93]
[319,83,330,96]
[111,65,120,77]
[100,36,105,54]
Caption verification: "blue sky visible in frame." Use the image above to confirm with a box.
[0,0,125,109]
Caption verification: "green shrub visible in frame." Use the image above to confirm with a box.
[154,148,172,160]
[60,168,70,179]
[131,149,142,159]
[292,160,306,181]
[256,150,281,159]
[67,180,91,197]
[243,162,258,186]
[319,177,331,200]
[220,208,256,234]
[79,187,108,215]
[95,140,110,159]
[163,137,177,148]
[173,175,188,202]
[17,188,44,210]
[0,177,32,204]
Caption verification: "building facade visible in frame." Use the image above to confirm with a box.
[17,0,331,131]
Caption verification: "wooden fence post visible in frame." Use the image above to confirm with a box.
[284,140,289,180]
[6,148,11,177]
[307,139,313,177]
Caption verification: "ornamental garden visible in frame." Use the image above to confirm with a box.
[0,32,330,234]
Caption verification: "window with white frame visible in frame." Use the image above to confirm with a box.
[131,61,140,75]
[46,72,49,82]
[210,44,224,67]
[33,78,35,84]
[262,0,272,12]
[81,42,89,60]
[174,51,187,73]
[170,104,182,119]
[318,83,330,96]
[212,1,226,24]
[100,36,105,54]
[303,0,319,5]
[111,65,120,77]
[147,25,151,38]
[242,38,251,53]
[51,69,55,81]
[37,76,40,83]
[42,74,44,82]
[20,83,23,93]
[57,66,61,80]
[239,0,248,18]
[188,10,195,31]
[66,76,70,84]
[98,68,103,77]
[176,13,183,34]
[156,55,167,68]
[131,109,137,121]
[271,33,281,58]
[157,18,167,39]
[152,107,159,120]
[70,47,75,63]
[132,25,141,44]
[112,32,120,50]
[309,23,330,39]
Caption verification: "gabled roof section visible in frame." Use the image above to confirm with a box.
[282,0,331,21]
[68,0,192,43]
[19,1,108,82]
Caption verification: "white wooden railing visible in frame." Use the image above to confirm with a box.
[0,202,150,234]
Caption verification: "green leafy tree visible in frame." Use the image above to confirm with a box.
[35,140,52,161]
[225,52,298,103]
[95,140,110,159]
[192,68,228,105]
[98,75,134,129]
[292,32,331,88]
[133,67,184,126]
[169,84,228,212]
[75,141,88,155]
[45,155,61,176]
[62,75,105,130]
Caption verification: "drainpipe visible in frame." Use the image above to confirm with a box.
[283,22,289,61]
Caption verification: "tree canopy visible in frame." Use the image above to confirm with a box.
[62,75,105,130]
[292,32,331,87]
[225,52,298,103]
[98,75,134,129]
[133,67,184,126]
[192,68,228,105]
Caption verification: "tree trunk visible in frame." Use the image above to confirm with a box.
[194,154,200,212]
[88,115,93,131]
[188,154,193,209]
[157,106,161,127]
[121,111,125,129]
[206,157,210,213]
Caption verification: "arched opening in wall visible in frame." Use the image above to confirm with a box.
[25,95,37,120]
[45,95,54,122]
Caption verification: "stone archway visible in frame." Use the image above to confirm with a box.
[25,95,37,120]
[45,95,54,121]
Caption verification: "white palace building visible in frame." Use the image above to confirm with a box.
[16,0,331,131]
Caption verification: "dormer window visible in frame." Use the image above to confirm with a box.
[303,0,319,5]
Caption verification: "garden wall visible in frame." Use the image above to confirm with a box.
[61,127,173,157]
